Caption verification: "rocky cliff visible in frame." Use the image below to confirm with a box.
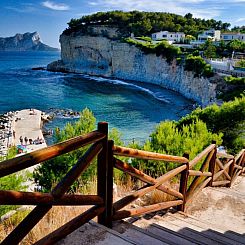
[0,32,59,51]
[48,26,217,105]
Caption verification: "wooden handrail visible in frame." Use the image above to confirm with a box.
[235,164,243,170]
[52,142,103,198]
[213,159,232,181]
[0,130,105,178]
[114,158,183,199]
[186,150,214,200]
[217,152,234,159]
[212,180,230,187]
[189,144,215,168]
[0,120,244,245]
[188,170,212,177]
[1,141,104,245]
[112,200,183,221]
[187,177,212,203]
[0,190,103,206]
[113,145,188,163]
[113,164,186,212]
[234,149,244,162]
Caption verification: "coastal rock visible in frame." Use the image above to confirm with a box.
[0,32,59,51]
[48,27,217,106]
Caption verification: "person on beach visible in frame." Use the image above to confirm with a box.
[13,130,15,138]
[24,136,28,145]
[29,138,33,145]
[20,136,23,145]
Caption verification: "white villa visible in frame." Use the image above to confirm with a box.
[151,29,244,48]
[198,29,221,42]
[151,31,185,43]
[221,32,245,42]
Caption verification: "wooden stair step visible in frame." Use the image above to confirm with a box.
[148,223,200,245]
[127,216,199,245]
[153,217,225,245]
[169,212,245,244]
[161,214,241,245]
[113,220,169,245]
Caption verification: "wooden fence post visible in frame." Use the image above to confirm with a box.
[177,153,189,212]
[97,122,108,226]
[105,140,114,228]
[208,141,217,187]
[227,158,235,187]
[241,152,245,172]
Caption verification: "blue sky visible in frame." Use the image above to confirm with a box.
[0,0,244,48]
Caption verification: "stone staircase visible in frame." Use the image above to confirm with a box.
[57,211,244,245]
[58,177,245,245]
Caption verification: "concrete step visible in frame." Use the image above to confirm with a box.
[169,212,245,244]
[113,220,169,245]
[128,217,198,245]
[152,216,225,245]
[57,221,138,245]
[161,213,243,245]
[185,186,245,234]
[211,187,245,199]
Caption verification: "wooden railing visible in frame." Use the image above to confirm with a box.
[0,122,244,245]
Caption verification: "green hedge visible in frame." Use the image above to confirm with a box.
[184,55,214,77]
[123,38,181,63]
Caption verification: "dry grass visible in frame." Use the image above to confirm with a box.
[137,181,179,207]
[0,175,180,244]
[0,206,92,244]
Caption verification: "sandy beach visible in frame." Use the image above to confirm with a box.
[0,109,47,159]
[13,109,47,153]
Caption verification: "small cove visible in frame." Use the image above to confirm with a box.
[0,51,193,144]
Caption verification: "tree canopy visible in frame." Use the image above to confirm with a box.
[177,96,245,153]
[64,11,231,37]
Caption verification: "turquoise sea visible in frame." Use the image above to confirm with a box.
[0,51,193,144]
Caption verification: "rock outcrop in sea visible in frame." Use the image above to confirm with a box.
[48,26,217,106]
[0,32,59,51]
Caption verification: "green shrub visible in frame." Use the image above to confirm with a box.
[135,36,152,42]
[218,88,245,102]
[177,97,245,153]
[0,173,27,216]
[33,108,124,193]
[224,76,245,85]
[33,108,97,193]
[123,38,181,63]
[236,59,245,68]
[130,119,222,178]
[184,55,213,77]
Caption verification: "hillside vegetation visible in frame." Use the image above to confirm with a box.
[32,96,245,193]
[65,11,231,37]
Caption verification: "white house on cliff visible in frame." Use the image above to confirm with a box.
[221,32,245,42]
[151,31,185,43]
[198,29,221,42]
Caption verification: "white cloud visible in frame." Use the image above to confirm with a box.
[42,1,70,11]
[234,17,245,23]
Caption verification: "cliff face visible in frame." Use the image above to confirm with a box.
[0,32,59,51]
[48,27,217,105]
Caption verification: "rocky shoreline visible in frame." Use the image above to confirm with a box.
[47,27,218,106]
[0,109,50,158]
[0,108,82,158]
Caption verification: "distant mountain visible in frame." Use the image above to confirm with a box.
[0,32,59,51]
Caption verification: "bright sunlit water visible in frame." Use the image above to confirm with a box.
[0,51,193,144]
